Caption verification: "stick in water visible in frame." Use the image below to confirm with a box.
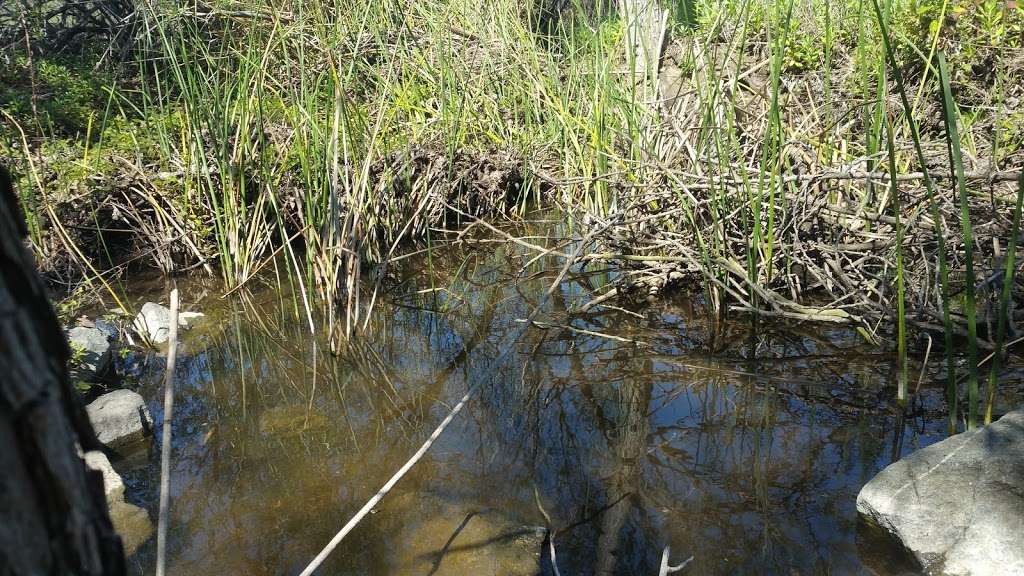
[659,546,693,575]
[298,387,474,576]
[155,284,179,576]
[298,221,607,576]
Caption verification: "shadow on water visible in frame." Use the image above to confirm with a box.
[115,217,994,575]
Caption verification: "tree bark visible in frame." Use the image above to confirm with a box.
[0,165,126,575]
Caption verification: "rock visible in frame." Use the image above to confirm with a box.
[84,451,153,555]
[133,301,205,345]
[856,409,1024,576]
[84,451,125,502]
[93,318,120,341]
[66,326,112,382]
[388,491,546,575]
[86,390,153,450]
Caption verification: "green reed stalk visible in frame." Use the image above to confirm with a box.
[870,0,957,430]
[986,173,1024,423]
[883,113,908,401]
[756,0,794,285]
[937,51,979,429]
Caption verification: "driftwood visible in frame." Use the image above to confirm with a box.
[0,165,126,575]
[1,0,135,52]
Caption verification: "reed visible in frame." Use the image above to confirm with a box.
[986,172,1024,423]
[883,113,908,401]
[868,0,958,429]
[938,51,980,429]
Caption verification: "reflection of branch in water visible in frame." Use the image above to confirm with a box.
[534,487,562,576]
[425,509,481,576]
[590,356,653,575]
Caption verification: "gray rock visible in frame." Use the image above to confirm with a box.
[86,390,153,450]
[66,326,112,382]
[84,451,125,502]
[93,318,119,341]
[857,409,1024,575]
[133,301,205,345]
[83,451,153,555]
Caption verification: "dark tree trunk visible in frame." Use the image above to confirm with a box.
[0,165,126,575]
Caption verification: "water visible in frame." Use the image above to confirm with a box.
[112,219,1011,575]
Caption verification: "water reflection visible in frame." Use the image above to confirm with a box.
[118,221,972,575]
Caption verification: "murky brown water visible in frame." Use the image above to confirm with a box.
[112,219,1022,575]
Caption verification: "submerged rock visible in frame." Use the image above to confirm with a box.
[856,408,1024,575]
[388,491,546,576]
[84,451,153,555]
[86,390,153,450]
[133,301,205,345]
[67,326,112,382]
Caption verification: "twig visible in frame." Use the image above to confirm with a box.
[155,283,179,576]
[443,201,569,259]
[577,286,619,313]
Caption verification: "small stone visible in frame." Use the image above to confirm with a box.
[109,501,153,556]
[856,408,1024,575]
[133,302,205,345]
[86,390,153,450]
[66,326,112,382]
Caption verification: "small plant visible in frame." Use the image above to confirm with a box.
[783,29,819,72]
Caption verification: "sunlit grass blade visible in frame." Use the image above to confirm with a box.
[883,113,907,401]
[869,0,957,430]
[937,51,979,429]
[987,173,1024,423]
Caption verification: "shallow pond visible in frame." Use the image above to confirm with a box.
[113,219,1022,575]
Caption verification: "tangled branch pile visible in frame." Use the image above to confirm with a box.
[0,0,135,52]
[570,4,1024,347]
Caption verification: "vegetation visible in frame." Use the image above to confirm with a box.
[1,0,1022,428]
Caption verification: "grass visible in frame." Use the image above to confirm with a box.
[2,0,1023,423]
[883,111,908,402]
[938,50,980,428]
[987,172,1024,423]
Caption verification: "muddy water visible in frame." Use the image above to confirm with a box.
[114,221,1020,575]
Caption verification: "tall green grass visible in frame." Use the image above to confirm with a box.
[937,51,980,428]
[131,1,650,310]
[870,0,959,430]
[883,112,908,401]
